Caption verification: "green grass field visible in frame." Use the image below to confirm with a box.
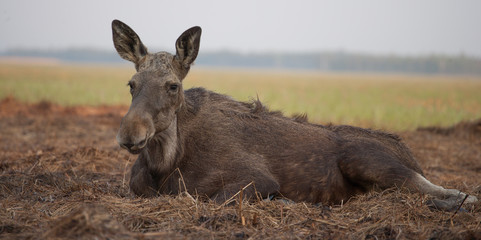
[1,62,480,131]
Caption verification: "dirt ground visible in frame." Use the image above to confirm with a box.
[1,96,480,239]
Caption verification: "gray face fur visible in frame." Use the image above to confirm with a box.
[112,20,201,153]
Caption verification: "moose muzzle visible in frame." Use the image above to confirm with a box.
[116,109,155,154]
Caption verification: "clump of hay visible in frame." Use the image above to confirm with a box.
[43,204,132,240]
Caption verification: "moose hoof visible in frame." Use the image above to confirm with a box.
[425,199,464,212]
[465,195,478,204]
[426,193,478,212]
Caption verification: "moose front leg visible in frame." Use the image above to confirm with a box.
[211,172,280,205]
[129,157,158,197]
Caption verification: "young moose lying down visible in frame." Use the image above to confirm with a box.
[112,20,477,210]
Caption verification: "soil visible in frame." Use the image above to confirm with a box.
[1,96,480,239]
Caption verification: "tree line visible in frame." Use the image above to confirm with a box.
[3,48,481,75]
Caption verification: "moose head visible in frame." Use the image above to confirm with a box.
[112,20,201,154]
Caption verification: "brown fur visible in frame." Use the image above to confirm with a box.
[112,20,477,207]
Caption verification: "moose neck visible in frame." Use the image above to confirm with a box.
[144,115,180,174]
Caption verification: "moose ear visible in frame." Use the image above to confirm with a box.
[112,19,148,69]
[175,26,202,69]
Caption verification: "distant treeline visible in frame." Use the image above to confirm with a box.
[2,48,481,75]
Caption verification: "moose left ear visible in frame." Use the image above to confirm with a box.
[112,19,149,71]
[175,26,202,69]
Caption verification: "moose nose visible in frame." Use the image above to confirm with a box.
[121,142,135,150]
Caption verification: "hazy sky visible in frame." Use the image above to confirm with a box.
[2,0,481,57]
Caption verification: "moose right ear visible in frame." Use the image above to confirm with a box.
[112,19,148,70]
[175,26,202,70]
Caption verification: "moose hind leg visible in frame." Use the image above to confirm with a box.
[338,143,478,209]
[338,144,422,191]
[411,172,478,204]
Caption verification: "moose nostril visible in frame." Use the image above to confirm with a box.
[122,143,134,150]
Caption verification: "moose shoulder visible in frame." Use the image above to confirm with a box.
[112,20,477,209]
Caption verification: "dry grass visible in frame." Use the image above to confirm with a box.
[1,97,480,239]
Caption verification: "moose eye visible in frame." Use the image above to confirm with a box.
[127,82,135,93]
[169,84,178,91]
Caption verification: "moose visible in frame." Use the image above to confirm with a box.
[112,20,477,209]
